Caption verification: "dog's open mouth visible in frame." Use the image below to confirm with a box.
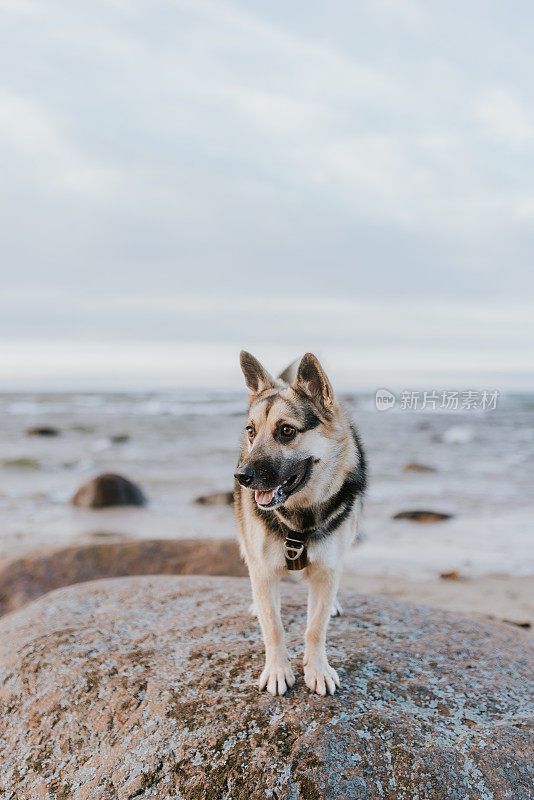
[254,463,309,509]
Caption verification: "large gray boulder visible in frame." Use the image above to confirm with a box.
[0,576,532,800]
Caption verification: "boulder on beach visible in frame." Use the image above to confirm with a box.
[26,426,60,437]
[195,490,234,506]
[0,576,532,800]
[72,473,146,508]
[440,570,463,580]
[393,510,454,522]
[0,538,247,617]
[403,462,437,473]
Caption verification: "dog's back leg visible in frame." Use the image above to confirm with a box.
[330,597,343,617]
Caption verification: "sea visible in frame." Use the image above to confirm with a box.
[0,390,532,579]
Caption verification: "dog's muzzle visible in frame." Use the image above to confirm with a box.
[234,458,312,510]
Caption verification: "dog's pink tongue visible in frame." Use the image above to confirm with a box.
[255,489,274,505]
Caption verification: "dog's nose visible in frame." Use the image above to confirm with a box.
[235,465,255,487]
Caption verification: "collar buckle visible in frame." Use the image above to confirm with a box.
[284,537,308,570]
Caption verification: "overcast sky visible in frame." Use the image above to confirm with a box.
[1,0,533,388]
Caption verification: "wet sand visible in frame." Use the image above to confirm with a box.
[341,571,534,632]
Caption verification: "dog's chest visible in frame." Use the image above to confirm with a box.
[240,504,359,574]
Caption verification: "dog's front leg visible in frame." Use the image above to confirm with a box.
[304,565,341,695]
[248,566,295,696]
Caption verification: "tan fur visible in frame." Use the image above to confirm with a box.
[234,352,364,696]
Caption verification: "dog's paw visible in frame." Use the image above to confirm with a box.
[330,598,343,617]
[258,661,295,696]
[303,659,340,696]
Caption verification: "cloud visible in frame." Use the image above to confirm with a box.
[366,0,428,34]
[0,0,37,12]
[0,0,533,354]
[0,89,119,197]
[477,86,534,146]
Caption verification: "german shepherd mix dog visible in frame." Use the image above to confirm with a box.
[234,351,366,696]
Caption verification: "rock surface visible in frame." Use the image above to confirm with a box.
[195,490,234,506]
[109,434,130,444]
[2,457,40,470]
[439,570,462,581]
[403,462,437,473]
[393,510,453,522]
[72,473,146,508]
[0,576,532,800]
[26,426,60,437]
[0,538,246,617]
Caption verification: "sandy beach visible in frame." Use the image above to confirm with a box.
[341,572,534,632]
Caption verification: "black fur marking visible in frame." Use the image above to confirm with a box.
[278,504,316,530]
[301,404,320,431]
[262,393,278,417]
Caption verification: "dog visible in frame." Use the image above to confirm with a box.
[234,351,366,696]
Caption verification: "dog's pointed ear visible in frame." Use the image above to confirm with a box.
[277,358,299,385]
[293,353,335,411]
[240,351,276,396]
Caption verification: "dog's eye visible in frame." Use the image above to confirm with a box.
[245,426,255,440]
[280,424,296,439]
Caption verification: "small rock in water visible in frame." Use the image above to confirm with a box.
[440,570,462,580]
[403,462,437,472]
[2,457,40,470]
[393,510,454,522]
[110,434,130,444]
[503,619,532,629]
[72,473,146,508]
[26,426,60,437]
[195,490,234,506]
